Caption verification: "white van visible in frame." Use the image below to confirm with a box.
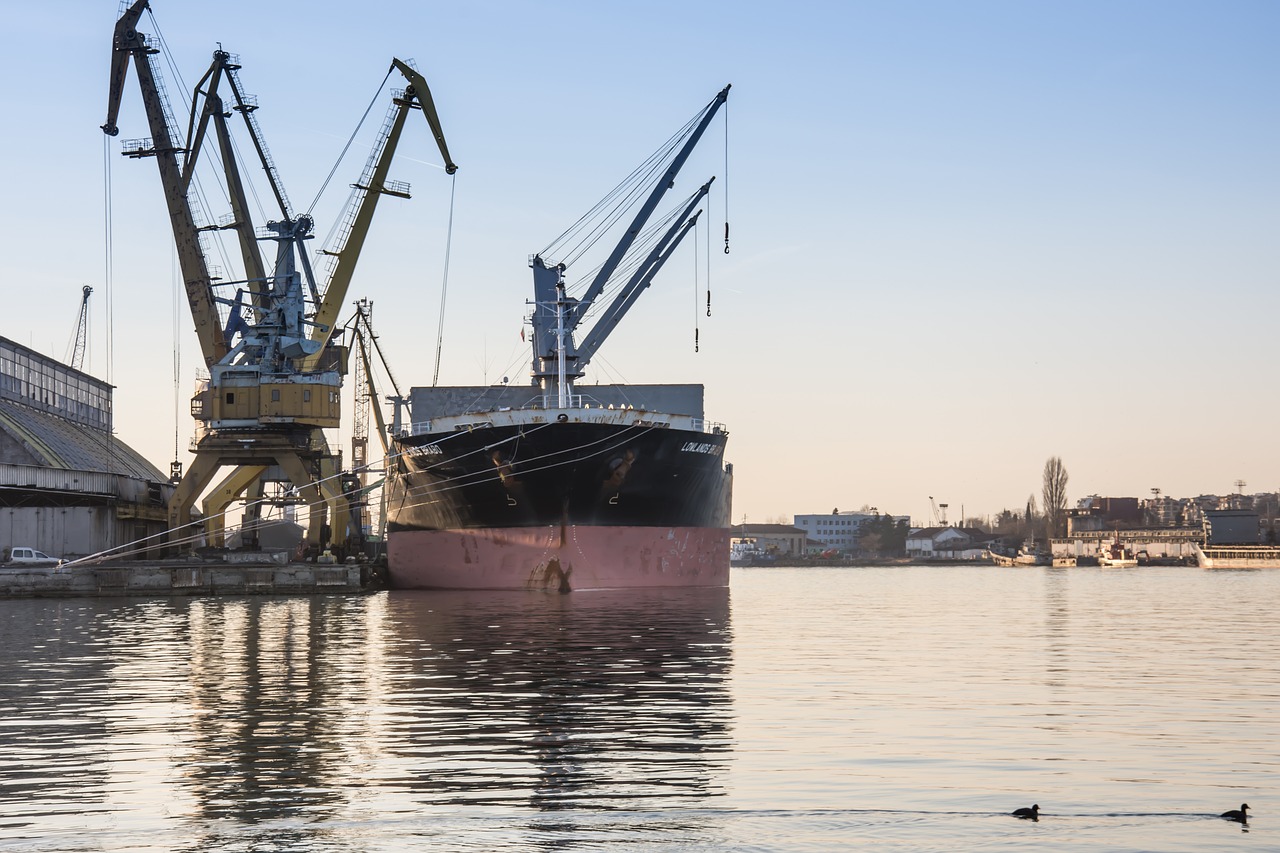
[3,547,63,567]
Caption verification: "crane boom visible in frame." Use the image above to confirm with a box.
[575,181,712,365]
[353,309,393,460]
[102,0,228,367]
[392,59,457,175]
[570,85,729,325]
[304,59,456,362]
[529,85,729,396]
[182,53,270,310]
[68,286,93,371]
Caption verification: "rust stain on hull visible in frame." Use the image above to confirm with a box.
[530,556,572,593]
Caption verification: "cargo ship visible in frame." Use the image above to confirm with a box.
[1193,543,1280,569]
[384,86,733,591]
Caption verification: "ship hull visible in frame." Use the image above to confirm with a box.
[387,525,730,591]
[385,413,732,591]
[1195,543,1280,569]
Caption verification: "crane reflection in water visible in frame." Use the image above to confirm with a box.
[169,587,732,823]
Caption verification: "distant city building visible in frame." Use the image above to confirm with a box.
[1074,496,1142,527]
[793,509,910,554]
[1071,492,1276,537]
[1144,495,1181,527]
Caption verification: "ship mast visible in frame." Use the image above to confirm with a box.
[555,281,569,408]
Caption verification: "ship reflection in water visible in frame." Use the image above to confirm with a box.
[0,588,732,846]
[376,587,733,810]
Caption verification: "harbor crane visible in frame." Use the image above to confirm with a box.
[930,496,948,527]
[66,286,92,371]
[103,0,454,554]
[347,298,402,548]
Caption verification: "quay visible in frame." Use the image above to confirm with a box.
[0,556,384,599]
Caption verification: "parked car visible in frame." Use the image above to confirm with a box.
[3,547,63,567]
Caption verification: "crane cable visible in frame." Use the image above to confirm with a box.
[101,135,113,389]
[723,97,730,256]
[102,134,118,478]
[693,217,700,353]
[64,417,653,565]
[431,172,458,387]
[172,245,181,471]
[307,67,394,216]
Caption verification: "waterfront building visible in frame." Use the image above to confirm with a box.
[731,523,806,558]
[793,509,910,555]
[1050,528,1202,562]
[0,337,174,560]
[905,527,991,560]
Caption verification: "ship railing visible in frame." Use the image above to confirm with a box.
[538,394,585,409]
[404,408,727,436]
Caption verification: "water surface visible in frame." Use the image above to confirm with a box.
[0,565,1273,850]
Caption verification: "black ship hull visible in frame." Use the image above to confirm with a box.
[385,414,732,590]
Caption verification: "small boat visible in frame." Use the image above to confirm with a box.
[1051,556,1077,567]
[730,539,776,567]
[1097,540,1138,568]
[987,549,1045,567]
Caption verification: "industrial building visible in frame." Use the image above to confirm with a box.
[0,337,174,561]
[794,509,912,554]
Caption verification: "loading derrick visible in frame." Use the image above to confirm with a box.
[103,1,454,556]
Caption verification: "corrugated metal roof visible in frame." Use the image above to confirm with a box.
[0,400,166,482]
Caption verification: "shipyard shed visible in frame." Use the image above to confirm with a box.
[0,336,174,561]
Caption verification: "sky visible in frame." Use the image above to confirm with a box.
[1,0,1277,528]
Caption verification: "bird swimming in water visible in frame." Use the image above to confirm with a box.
[1220,804,1249,822]
[1012,804,1039,820]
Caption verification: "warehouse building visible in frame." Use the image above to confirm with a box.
[0,337,174,561]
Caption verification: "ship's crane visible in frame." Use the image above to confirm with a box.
[102,1,454,555]
[529,85,729,403]
[66,286,93,371]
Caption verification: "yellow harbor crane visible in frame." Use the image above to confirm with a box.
[102,0,455,554]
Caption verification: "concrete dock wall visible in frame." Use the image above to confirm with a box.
[0,562,366,598]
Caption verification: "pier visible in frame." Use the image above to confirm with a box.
[0,558,378,598]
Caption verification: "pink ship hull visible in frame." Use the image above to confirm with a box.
[387,525,730,591]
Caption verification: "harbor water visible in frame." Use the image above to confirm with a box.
[0,564,1274,851]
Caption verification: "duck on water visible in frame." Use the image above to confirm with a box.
[1221,804,1249,823]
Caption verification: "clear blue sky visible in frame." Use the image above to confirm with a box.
[2,1,1277,526]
